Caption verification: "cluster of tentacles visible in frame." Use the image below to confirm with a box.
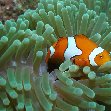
[0,0,111,111]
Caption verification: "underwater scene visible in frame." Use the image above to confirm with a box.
[1,0,111,111]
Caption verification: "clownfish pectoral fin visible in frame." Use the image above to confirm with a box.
[71,58,89,66]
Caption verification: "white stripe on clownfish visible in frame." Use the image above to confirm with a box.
[50,46,55,57]
[89,47,104,66]
[64,37,82,60]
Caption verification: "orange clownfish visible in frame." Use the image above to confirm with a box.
[45,34,111,72]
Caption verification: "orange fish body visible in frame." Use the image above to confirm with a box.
[46,34,110,72]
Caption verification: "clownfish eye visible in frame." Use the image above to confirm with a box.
[99,55,103,58]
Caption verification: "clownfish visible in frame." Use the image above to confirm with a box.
[45,34,110,72]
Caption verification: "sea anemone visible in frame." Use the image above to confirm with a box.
[0,0,111,111]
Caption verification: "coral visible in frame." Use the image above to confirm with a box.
[0,0,111,111]
[13,0,39,11]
